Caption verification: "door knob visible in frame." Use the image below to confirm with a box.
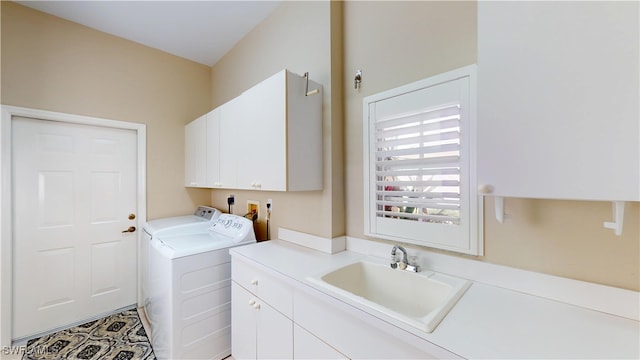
[122,226,136,233]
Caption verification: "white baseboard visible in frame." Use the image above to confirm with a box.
[278,227,345,254]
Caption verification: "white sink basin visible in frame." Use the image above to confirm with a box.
[307,259,471,333]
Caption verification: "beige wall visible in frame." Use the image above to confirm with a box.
[2,1,637,291]
[1,1,213,220]
[209,1,344,240]
[343,1,639,291]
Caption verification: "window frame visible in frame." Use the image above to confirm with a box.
[363,65,483,256]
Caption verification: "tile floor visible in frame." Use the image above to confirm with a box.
[0,307,152,360]
[1,308,235,360]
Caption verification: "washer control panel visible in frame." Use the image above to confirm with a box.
[194,205,218,220]
[209,214,255,243]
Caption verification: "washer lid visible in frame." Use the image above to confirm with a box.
[157,233,254,258]
[144,215,205,234]
[143,206,221,235]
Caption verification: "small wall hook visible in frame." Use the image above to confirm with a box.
[303,72,319,96]
[354,70,362,89]
[603,201,626,236]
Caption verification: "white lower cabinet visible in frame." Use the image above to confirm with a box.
[294,324,347,359]
[231,282,293,360]
[231,254,460,359]
[294,288,461,359]
[231,282,256,359]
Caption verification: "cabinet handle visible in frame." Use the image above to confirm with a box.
[251,182,262,189]
[251,279,258,286]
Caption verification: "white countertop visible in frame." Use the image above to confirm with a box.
[231,240,640,359]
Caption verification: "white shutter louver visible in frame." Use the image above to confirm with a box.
[375,104,461,225]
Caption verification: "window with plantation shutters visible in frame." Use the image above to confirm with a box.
[363,66,482,255]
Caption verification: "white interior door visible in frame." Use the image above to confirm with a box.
[12,117,138,339]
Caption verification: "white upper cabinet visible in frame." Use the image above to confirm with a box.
[205,108,221,187]
[185,69,323,191]
[218,97,241,189]
[235,70,288,191]
[477,1,639,201]
[184,113,207,187]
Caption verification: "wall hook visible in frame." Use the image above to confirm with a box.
[494,196,511,223]
[478,184,510,223]
[303,72,319,96]
[354,70,362,89]
[603,201,625,236]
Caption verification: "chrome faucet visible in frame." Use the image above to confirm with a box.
[390,245,420,272]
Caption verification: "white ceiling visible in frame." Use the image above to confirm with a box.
[16,1,282,66]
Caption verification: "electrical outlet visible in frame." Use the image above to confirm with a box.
[227,194,235,205]
[266,198,272,211]
[247,200,259,218]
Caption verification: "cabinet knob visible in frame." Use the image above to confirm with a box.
[251,279,258,286]
[248,299,256,306]
[253,303,261,310]
[478,184,494,194]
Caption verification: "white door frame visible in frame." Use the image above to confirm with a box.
[0,105,147,347]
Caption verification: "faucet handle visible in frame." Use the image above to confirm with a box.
[407,255,421,272]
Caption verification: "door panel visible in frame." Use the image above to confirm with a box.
[12,117,138,339]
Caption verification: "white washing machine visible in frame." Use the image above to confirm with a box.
[148,213,256,360]
[141,206,221,312]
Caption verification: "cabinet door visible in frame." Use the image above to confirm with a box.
[477,1,639,201]
[232,282,257,360]
[185,114,207,187]
[256,300,293,359]
[294,324,347,359]
[219,96,242,189]
[294,288,460,359]
[236,70,287,191]
[232,281,293,360]
[206,108,221,187]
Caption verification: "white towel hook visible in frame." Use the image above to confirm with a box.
[478,185,510,223]
[303,72,319,96]
[494,196,510,223]
[603,201,625,236]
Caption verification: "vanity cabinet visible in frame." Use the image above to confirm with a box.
[294,324,347,359]
[230,253,459,360]
[231,282,293,360]
[231,257,293,359]
[294,287,460,359]
[185,69,323,191]
[477,1,639,201]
